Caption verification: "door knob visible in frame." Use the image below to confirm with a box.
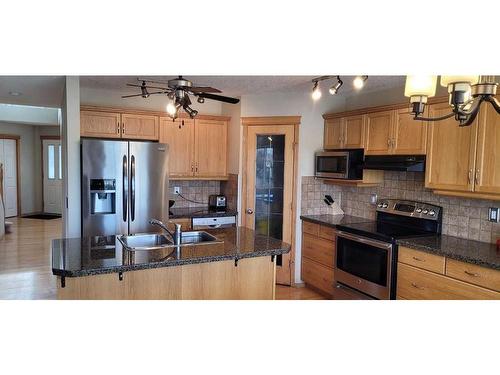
[246,208,254,214]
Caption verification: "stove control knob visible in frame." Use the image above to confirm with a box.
[415,208,422,213]
[382,203,388,208]
[377,203,383,208]
[422,209,429,214]
[428,210,436,216]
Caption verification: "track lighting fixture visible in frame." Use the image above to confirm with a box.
[329,76,343,95]
[311,81,322,100]
[353,75,368,90]
[404,75,500,127]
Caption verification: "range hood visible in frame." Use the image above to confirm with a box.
[362,155,426,172]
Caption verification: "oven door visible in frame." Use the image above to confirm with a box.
[334,230,394,300]
[315,152,349,179]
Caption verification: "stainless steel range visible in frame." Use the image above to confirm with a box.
[334,199,442,300]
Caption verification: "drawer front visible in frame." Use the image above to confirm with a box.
[302,257,334,295]
[302,220,320,236]
[397,263,500,300]
[319,225,336,241]
[302,233,335,267]
[446,259,500,292]
[398,246,445,274]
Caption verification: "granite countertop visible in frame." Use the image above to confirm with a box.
[397,235,500,271]
[300,214,372,228]
[169,207,238,219]
[52,227,289,277]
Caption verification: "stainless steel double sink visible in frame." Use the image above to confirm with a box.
[118,231,221,251]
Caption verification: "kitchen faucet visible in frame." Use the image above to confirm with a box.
[149,219,182,245]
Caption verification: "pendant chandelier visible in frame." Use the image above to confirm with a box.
[404,75,500,126]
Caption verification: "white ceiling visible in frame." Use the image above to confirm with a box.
[80,75,406,97]
[0,75,406,108]
[0,76,65,107]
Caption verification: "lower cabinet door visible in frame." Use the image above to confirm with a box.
[302,257,334,296]
[397,263,500,300]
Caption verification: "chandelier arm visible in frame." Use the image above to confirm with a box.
[413,112,455,122]
[484,95,500,113]
[459,105,482,127]
[456,96,484,116]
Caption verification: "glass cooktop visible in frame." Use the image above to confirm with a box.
[336,221,436,243]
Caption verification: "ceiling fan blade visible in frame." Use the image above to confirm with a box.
[121,91,165,98]
[189,86,222,93]
[198,93,240,104]
[126,83,169,90]
[122,93,146,98]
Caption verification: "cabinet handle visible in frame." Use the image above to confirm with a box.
[412,256,425,262]
[191,164,194,172]
[116,122,120,134]
[468,169,472,184]
[387,138,391,148]
[411,282,424,290]
[122,122,125,134]
[464,270,480,277]
[195,163,198,173]
[475,170,479,185]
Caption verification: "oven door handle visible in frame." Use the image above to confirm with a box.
[336,230,393,250]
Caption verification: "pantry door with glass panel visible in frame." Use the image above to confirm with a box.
[244,125,295,285]
[42,139,63,214]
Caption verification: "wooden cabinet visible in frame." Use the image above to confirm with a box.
[393,107,427,154]
[159,118,195,177]
[365,110,394,155]
[194,119,227,178]
[159,117,228,179]
[324,115,365,149]
[397,247,500,300]
[80,111,121,139]
[121,113,159,140]
[425,102,478,192]
[301,220,336,297]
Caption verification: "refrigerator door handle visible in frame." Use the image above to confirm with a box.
[131,154,136,222]
[122,155,128,222]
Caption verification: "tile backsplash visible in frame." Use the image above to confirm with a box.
[301,172,500,244]
[169,180,220,208]
[220,174,238,211]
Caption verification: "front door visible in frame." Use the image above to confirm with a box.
[42,139,63,214]
[244,125,296,285]
[0,139,18,217]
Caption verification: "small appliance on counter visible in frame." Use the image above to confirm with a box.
[208,194,227,209]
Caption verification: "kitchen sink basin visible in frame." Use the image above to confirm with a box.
[118,231,221,251]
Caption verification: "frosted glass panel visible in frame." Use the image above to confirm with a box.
[48,144,55,179]
[58,144,62,179]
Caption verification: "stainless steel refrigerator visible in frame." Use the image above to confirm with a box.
[81,139,169,237]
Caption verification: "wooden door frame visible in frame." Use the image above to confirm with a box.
[0,134,21,217]
[40,136,61,213]
[241,116,301,285]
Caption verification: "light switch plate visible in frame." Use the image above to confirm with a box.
[174,187,181,195]
[369,194,378,205]
[488,207,499,222]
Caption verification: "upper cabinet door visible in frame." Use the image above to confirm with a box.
[159,117,195,177]
[393,107,427,155]
[425,102,478,192]
[194,119,228,178]
[80,111,121,138]
[324,118,344,149]
[364,110,394,155]
[121,113,159,140]
[474,100,500,194]
[343,115,365,149]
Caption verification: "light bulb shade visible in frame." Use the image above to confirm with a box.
[440,75,479,87]
[404,75,437,98]
[166,101,177,116]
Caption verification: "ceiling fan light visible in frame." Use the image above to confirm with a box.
[440,75,480,87]
[404,75,437,98]
[166,101,177,116]
[311,82,322,100]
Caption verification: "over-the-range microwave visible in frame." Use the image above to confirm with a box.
[315,149,364,180]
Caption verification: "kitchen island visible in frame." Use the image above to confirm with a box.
[52,227,290,300]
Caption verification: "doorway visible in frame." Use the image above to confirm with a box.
[41,137,62,214]
[0,136,20,217]
[241,116,300,285]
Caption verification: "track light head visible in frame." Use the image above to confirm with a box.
[353,75,368,90]
[311,81,322,100]
[329,76,343,95]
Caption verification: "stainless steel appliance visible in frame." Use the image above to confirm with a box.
[192,215,236,229]
[363,155,426,172]
[334,199,442,300]
[315,149,364,180]
[208,194,227,209]
[81,139,169,237]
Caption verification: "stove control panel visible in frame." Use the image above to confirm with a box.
[376,199,441,220]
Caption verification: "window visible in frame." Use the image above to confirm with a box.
[48,144,55,179]
[58,144,62,179]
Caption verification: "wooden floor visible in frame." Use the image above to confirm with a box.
[0,217,325,300]
[0,217,62,299]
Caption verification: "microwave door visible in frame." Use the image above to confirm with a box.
[316,154,348,178]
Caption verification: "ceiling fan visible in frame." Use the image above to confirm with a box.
[122,76,240,119]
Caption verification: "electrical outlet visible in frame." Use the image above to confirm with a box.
[370,194,378,205]
[174,187,181,195]
[488,207,499,222]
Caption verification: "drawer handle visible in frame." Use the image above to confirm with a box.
[464,270,480,277]
[412,256,425,262]
[411,282,424,290]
